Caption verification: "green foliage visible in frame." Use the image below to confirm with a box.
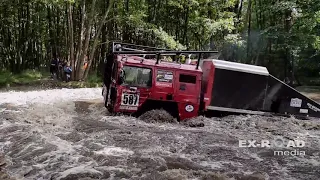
[0,69,101,88]
[149,27,186,50]
[87,73,102,84]
[1,0,320,86]
[0,71,13,87]
[0,70,44,87]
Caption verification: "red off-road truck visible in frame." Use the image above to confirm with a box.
[102,42,320,120]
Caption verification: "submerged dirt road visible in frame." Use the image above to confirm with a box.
[0,88,320,180]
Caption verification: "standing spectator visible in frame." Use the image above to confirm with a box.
[50,58,59,79]
[57,60,62,80]
[58,59,64,80]
[83,60,88,71]
[64,62,72,82]
[60,61,68,81]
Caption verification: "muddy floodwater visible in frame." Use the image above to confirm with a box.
[0,88,320,180]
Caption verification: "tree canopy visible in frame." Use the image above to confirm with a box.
[0,0,319,82]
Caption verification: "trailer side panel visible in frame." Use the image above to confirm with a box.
[264,75,320,118]
[209,68,268,111]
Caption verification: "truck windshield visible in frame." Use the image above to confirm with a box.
[121,66,152,87]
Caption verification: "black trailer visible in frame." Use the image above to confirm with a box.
[202,59,320,119]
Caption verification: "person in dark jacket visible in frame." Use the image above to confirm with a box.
[50,58,59,79]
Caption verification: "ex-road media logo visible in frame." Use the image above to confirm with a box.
[238,136,306,156]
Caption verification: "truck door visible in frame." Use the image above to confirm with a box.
[174,72,201,119]
[154,68,174,100]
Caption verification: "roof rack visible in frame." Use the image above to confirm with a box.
[111,42,170,52]
[110,42,219,69]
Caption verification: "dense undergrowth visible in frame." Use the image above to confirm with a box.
[0,70,44,86]
[0,69,102,89]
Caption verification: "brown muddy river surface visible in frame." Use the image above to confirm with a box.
[0,88,320,180]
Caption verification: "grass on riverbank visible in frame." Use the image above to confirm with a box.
[0,69,102,90]
[0,70,44,86]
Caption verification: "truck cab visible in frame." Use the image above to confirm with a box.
[102,42,215,121]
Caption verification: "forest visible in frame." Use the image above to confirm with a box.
[0,0,320,85]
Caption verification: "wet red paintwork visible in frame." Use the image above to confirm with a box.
[201,60,216,110]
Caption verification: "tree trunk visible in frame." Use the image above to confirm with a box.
[76,0,97,81]
[75,0,86,80]
[123,0,130,42]
[183,1,189,48]
[236,0,243,29]
[98,0,109,77]
[67,2,75,80]
[245,0,252,63]
[83,0,115,80]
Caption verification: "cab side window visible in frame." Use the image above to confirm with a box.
[179,74,196,84]
[179,74,197,91]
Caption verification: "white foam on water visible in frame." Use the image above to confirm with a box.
[94,146,134,157]
[58,164,103,180]
[0,108,21,113]
[0,141,12,152]
[41,134,76,154]
[199,161,223,169]
[22,102,77,130]
[0,88,102,105]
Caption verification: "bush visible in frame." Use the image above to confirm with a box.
[0,70,14,86]
[0,69,44,87]
[87,73,102,83]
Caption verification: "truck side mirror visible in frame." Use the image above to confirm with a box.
[118,77,123,85]
[118,69,125,85]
